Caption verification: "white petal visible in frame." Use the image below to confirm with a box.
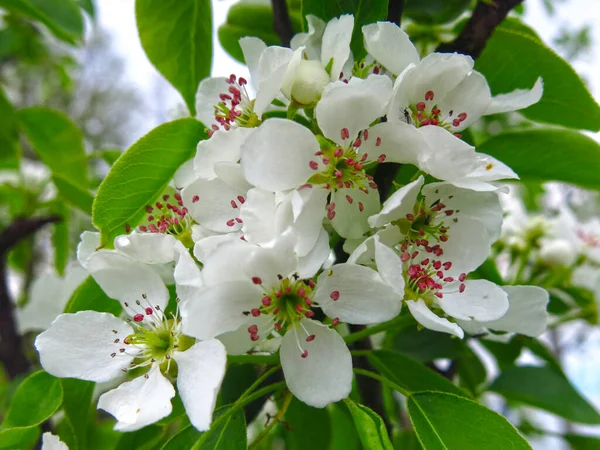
[193,233,243,264]
[213,161,254,193]
[182,177,245,233]
[243,242,299,288]
[438,279,509,322]
[347,225,402,265]
[217,315,272,355]
[481,285,549,337]
[297,228,331,279]
[255,46,293,116]
[173,245,203,303]
[241,119,318,191]
[374,239,405,295]
[113,232,178,265]
[35,311,134,383]
[97,367,175,432]
[485,77,543,115]
[315,263,402,324]
[406,299,464,338]
[369,176,424,228]
[358,121,427,167]
[280,319,352,408]
[173,159,196,190]
[19,273,67,333]
[179,281,261,340]
[87,251,169,311]
[321,15,354,82]
[174,340,227,431]
[291,15,326,60]
[195,77,229,128]
[362,22,419,76]
[463,153,518,183]
[194,128,254,179]
[201,239,256,285]
[77,231,100,269]
[240,188,280,246]
[239,37,267,87]
[42,433,68,450]
[316,75,392,145]
[290,186,328,257]
[330,187,380,239]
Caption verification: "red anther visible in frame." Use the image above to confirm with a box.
[125,224,131,233]
[459,273,467,282]
[354,138,362,147]
[309,280,316,288]
[251,334,260,342]
[146,205,153,213]
[156,202,163,209]
[457,112,467,121]
[358,202,364,212]
[334,148,343,157]
[443,262,452,270]
[361,153,368,162]
[274,322,282,332]
[419,229,425,236]
[235,218,243,224]
[306,334,316,342]
[133,314,144,322]
[286,287,292,294]
[332,317,340,326]
[327,202,336,211]
[145,307,153,315]
[376,137,381,146]
[369,182,378,189]
[251,308,261,317]
[434,247,444,256]
[297,288,306,297]
[411,251,419,259]
[421,258,430,266]
[433,261,442,270]
[437,271,444,278]
[401,253,411,262]
[219,93,231,101]
[228,74,236,83]
[440,235,448,242]
[226,219,235,227]
[346,195,354,204]
[192,195,200,203]
[139,225,148,232]
[330,291,340,301]
[296,304,304,312]
[453,119,461,127]
[174,193,182,201]
[148,215,155,222]
[406,213,415,221]
[425,90,434,101]
[454,134,462,139]
[230,200,238,208]
[416,102,426,111]
[339,71,344,79]
[346,158,355,166]
[322,157,330,165]
[435,292,444,298]
[163,194,170,201]
[336,181,344,188]
[444,277,454,282]
[315,151,323,156]
[444,210,454,216]
[301,350,308,358]
[432,108,441,115]
[148,224,158,232]
[262,296,272,306]
[252,277,262,285]
[373,66,380,74]
[124,337,131,345]
[305,298,312,306]
[430,119,439,126]
[327,210,336,220]
[459,283,466,293]
[248,325,258,333]
[229,86,240,96]
[237,195,245,204]
[421,118,432,126]
[377,154,387,163]
[334,169,343,178]
[354,162,364,170]
[273,307,280,315]
[238,77,247,85]
[211,124,220,131]
[305,311,315,318]
[309,160,319,170]
[276,290,282,298]
[341,128,350,140]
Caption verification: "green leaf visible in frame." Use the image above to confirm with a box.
[74,0,95,17]
[384,323,461,362]
[473,258,504,285]
[393,431,422,450]
[283,397,331,450]
[162,425,201,450]
[564,434,600,450]
[191,406,247,449]
[367,350,468,397]
[218,1,302,63]
[0,0,82,43]
[52,202,69,276]
[456,347,487,396]
[3,371,63,428]
[63,276,122,316]
[115,425,165,450]
[343,398,393,450]
[481,338,523,371]
[0,426,40,450]
[475,28,600,131]
[59,378,95,450]
[136,0,212,115]
[301,0,388,59]
[92,118,207,246]
[330,403,361,450]
[0,87,20,170]
[404,0,471,25]
[478,129,600,191]
[97,148,122,166]
[407,392,531,450]
[489,365,600,424]
[18,107,87,187]
[52,174,94,216]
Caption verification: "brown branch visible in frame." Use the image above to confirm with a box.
[387,0,405,25]
[436,0,523,58]
[0,216,60,379]
[271,0,294,47]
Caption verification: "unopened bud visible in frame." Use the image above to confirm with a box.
[539,239,577,267]
[281,60,330,106]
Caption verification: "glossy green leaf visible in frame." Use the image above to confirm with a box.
[475,28,600,131]
[301,0,388,59]
[162,425,201,450]
[404,0,471,25]
[481,338,523,371]
[343,398,393,450]
[52,174,94,216]
[63,276,122,316]
[393,431,422,450]
[407,392,531,450]
[456,347,487,396]
[367,350,468,397]
[490,365,600,424]
[283,397,331,450]
[0,426,40,450]
[59,378,95,450]
[564,434,600,450]
[115,425,165,450]
[330,402,361,450]
[478,129,600,191]
[52,202,69,276]
[218,1,302,63]
[92,118,207,246]
[0,87,20,170]
[136,0,212,115]
[191,406,247,449]
[384,323,461,362]
[18,107,87,187]
[74,0,95,17]
[3,371,63,428]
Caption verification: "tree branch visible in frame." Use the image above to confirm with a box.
[387,0,405,25]
[0,216,60,379]
[271,0,294,47]
[436,0,523,58]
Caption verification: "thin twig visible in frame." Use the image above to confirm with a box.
[271,0,294,47]
[0,216,60,379]
[387,0,405,25]
[436,0,524,58]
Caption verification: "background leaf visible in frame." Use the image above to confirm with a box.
[136,0,212,115]
[52,202,69,276]
[192,406,247,449]
[92,118,207,246]
[407,392,531,450]
[63,276,123,315]
[0,426,40,450]
[0,87,20,170]
[58,378,95,450]
[564,434,600,450]
[490,365,600,424]
[404,0,471,25]
[344,398,394,450]
[52,174,94,216]
[282,397,331,449]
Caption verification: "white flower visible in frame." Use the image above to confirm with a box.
[35,253,226,432]
[554,208,600,264]
[17,264,87,333]
[539,238,577,267]
[42,432,68,450]
[178,234,403,408]
[362,22,543,132]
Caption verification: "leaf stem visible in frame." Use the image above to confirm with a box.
[353,368,410,397]
[248,391,293,450]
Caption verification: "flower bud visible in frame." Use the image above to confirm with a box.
[539,238,577,267]
[281,59,330,106]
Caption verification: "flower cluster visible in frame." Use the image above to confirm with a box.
[34,15,550,433]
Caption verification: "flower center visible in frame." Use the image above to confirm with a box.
[404,90,466,137]
[139,193,194,248]
[209,74,259,136]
